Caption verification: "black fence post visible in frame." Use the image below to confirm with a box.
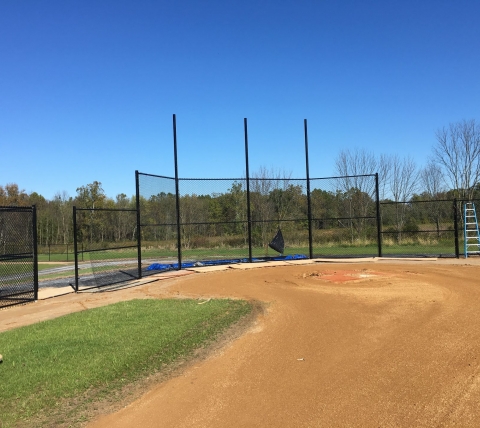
[73,206,79,292]
[375,173,382,257]
[135,170,142,279]
[244,118,253,262]
[304,119,313,259]
[173,114,182,270]
[32,205,39,301]
[453,198,460,258]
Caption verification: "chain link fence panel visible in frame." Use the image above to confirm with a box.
[0,206,37,308]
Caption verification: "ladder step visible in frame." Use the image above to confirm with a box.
[464,202,479,258]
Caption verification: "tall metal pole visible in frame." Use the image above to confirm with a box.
[173,114,182,269]
[32,205,38,301]
[135,170,142,279]
[375,173,382,257]
[304,119,313,259]
[244,118,253,262]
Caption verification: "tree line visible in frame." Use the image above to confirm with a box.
[1,118,480,248]
[0,181,135,247]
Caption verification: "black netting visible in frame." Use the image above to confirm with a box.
[137,172,477,263]
[0,207,37,308]
[75,208,140,291]
[269,229,285,254]
[380,199,457,257]
[137,173,179,270]
[309,176,378,257]
[178,178,249,264]
[250,178,308,255]
[311,217,379,258]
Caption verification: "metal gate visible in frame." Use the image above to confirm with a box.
[0,206,38,308]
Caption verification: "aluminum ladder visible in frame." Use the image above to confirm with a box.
[464,202,480,258]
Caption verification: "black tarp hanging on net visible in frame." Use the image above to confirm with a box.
[269,229,285,254]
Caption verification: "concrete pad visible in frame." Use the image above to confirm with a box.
[38,286,73,300]
[376,257,438,262]
[186,265,232,273]
[229,261,290,270]
[285,259,317,265]
[313,257,377,263]
[148,270,195,279]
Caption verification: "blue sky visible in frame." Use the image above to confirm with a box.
[1,0,479,200]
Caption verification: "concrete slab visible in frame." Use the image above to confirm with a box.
[285,259,317,265]
[229,261,290,270]
[148,270,195,279]
[313,257,377,263]
[38,287,73,300]
[185,265,232,273]
[376,257,438,262]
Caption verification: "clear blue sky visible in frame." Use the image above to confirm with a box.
[1,0,479,200]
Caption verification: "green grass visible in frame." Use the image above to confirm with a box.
[38,263,67,272]
[0,298,252,427]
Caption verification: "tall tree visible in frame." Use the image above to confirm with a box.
[75,181,106,209]
[434,119,480,201]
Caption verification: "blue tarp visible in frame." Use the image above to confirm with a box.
[146,254,308,272]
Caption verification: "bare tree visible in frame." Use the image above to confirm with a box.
[419,161,447,238]
[335,149,393,199]
[390,155,418,203]
[250,167,294,249]
[334,149,381,242]
[335,148,377,197]
[434,119,480,201]
[389,155,418,241]
[419,160,445,198]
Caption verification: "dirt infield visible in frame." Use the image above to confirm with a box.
[2,258,480,427]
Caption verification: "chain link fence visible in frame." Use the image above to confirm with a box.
[380,198,480,257]
[310,175,379,257]
[137,172,382,270]
[0,206,38,308]
[73,207,141,291]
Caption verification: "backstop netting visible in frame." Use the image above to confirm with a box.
[137,173,180,270]
[0,206,38,308]
[310,175,379,257]
[380,199,457,257]
[249,177,309,257]
[74,208,140,291]
[178,178,250,263]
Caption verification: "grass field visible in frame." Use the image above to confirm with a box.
[0,298,252,427]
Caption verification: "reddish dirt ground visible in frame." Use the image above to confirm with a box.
[3,258,480,427]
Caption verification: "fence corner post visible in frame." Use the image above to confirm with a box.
[33,205,39,301]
